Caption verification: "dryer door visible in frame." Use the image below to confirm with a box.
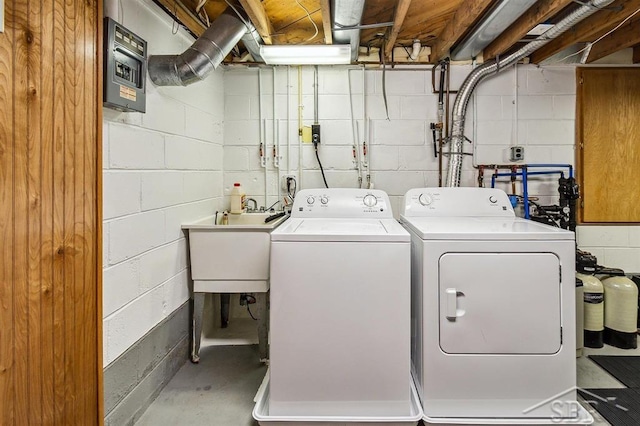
[439,252,562,354]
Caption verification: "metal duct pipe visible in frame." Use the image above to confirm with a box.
[450,0,538,60]
[445,0,614,187]
[331,0,366,62]
[242,21,264,63]
[148,8,260,86]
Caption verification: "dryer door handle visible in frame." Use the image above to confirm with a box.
[445,288,458,320]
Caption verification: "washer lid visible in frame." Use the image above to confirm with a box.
[271,218,410,242]
[400,216,574,240]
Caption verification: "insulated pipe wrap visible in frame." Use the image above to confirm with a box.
[148,8,253,86]
[445,0,614,187]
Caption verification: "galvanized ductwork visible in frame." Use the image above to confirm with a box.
[331,0,366,62]
[445,0,614,187]
[450,0,538,61]
[148,7,262,86]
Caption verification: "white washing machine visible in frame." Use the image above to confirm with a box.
[269,188,412,417]
[400,187,592,424]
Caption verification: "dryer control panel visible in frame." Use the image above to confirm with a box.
[292,188,393,218]
[402,187,514,217]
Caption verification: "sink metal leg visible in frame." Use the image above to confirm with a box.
[255,292,269,362]
[191,292,205,363]
[220,293,230,328]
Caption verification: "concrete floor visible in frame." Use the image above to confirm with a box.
[136,342,640,426]
[135,344,266,426]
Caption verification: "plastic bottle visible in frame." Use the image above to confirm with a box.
[230,182,246,214]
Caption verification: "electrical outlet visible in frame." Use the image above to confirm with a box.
[281,174,298,191]
[311,124,321,145]
[510,146,525,162]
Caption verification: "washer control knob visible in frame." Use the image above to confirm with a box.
[489,195,497,204]
[307,196,315,204]
[363,194,377,207]
[419,193,433,206]
[320,196,329,205]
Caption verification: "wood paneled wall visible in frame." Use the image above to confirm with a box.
[577,67,640,223]
[0,0,102,424]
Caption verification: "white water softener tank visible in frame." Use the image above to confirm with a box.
[601,276,638,349]
[577,273,604,348]
[576,278,584,357]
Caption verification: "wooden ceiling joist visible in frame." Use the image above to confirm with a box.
[530,0,640,64]
[155,0,207,37]
[238,0,274,44]
[483,0,574,60]
[320,0,333,44]
[431,0,495,62]
[384,0,413,59]
[586,16,640,62]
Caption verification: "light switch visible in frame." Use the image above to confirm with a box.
[0,0,4,33]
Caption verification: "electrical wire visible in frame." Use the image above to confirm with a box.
[196,0,208,12]
[172,1,180,34]
[295,0,319,43]
[315,144,329,188]
[247,304,258,320]
[551,7,640,64]
[381,40,390,121]
[196,0,210,26]
[241,294,258,320]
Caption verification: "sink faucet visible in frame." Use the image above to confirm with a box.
[246,198,258,212]
[265,199,281,212]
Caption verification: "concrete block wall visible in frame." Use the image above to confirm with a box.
[223,64,637,272]
[577,227,640,274]
[103,0,224,368]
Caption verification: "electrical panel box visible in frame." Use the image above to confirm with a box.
[104,17,147,113]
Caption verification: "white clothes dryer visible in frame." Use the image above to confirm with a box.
[268,188,412,417]
[400,187,592,424]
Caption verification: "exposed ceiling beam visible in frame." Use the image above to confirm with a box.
[431,0,495,62]
[238,0,274,44]
[320,0,333,44]
[530,0,640,64]
[634,44,640,62]
[154,0,207,37]
[483,0,573,60]
[586,16,640,62]
[384,0,413,59]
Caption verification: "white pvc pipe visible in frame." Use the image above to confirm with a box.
[287,66,291,175]
[297,66,303,189]
[273,67,278,169]
[259,68,269,208]
[348,69,362,188]
[363,67,370,188]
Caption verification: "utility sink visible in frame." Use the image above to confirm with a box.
[182,212,288,363]
[181,212,289,290]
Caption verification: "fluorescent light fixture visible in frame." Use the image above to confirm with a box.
[260,45,352,65]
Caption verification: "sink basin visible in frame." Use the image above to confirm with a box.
[183,212,288,230]
[182,212,289,289]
